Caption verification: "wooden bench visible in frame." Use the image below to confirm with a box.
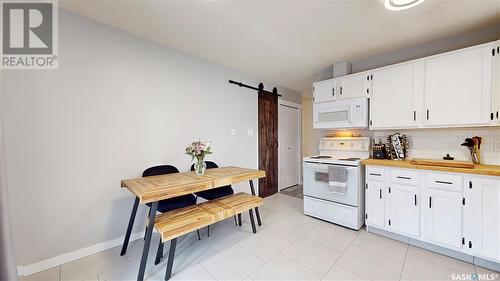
[153,192,263,280]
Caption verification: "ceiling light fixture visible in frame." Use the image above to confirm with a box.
[384,0,424,10]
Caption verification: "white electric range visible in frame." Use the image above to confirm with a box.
[303,137,370,230]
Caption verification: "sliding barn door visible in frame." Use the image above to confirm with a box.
[258,90,278,197]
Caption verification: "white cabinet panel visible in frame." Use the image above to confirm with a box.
[313,79,336,103]
[387,184,420,237]
[424,44,493,127]
[370,62,423,129]
[421,188,463,251]
[338,72,370,100]
[492,41,500,124]
[366,181,385,229]
[464,178,500,262]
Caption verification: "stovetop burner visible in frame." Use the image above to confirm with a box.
[309,155,333,159]
[337,158,362,161]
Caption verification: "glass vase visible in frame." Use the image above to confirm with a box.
[194,158,206,176]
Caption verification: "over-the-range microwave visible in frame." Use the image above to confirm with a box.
[313,97,368,129]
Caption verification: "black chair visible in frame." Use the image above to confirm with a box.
[190,161,239,233]
[141,165,198,265]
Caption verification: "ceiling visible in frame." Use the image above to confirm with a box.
[60,0,500,94]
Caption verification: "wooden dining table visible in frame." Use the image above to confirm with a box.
[119,166,266,281]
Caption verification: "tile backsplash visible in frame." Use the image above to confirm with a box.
[372,128,500,165]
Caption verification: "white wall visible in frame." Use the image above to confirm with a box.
[1,9,301,269]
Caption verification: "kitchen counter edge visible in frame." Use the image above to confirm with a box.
[360,159,500,177]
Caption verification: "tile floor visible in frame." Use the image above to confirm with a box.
[279,185,303,199]
[21,193,499,281]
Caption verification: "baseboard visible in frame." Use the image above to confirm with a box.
[17,231,144,277]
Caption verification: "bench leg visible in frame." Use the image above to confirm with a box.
[138,201,157,281]
[249,209,257,234]
[155,240,163,265]
[121,197,139,256]
[248,180,262,226]
[238,214,242,226]
[255,207,262,226]
[207,225,210,237]
[165,238,177,281]
[197,230,201,240]
[144,206,152,241]
[234,215,238,226]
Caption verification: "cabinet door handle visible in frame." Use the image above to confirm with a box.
[397,176,411,180]
[379,189,382,199]
[414,194,417,206]
[435,180,453,185]
[496,111,498,119]
[426,109,429,120]
[413,111,416,121]
[429,196,432,208]
[340,86,343,95]
[332,88,335,96]
[491,112,494,121]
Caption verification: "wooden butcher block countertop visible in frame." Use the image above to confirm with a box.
[361,159,500,177]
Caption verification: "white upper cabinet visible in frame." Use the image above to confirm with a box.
[338,72,371,100]
[464,177,500,262]
[491,40,500,124]
[313,78,337,103]
[370,62,424,129]
[424,43,493,127]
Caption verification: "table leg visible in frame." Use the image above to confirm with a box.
[137,201,157,281]
[248,180,262,226]
[121,197,139,256]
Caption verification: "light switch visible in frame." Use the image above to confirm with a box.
[231,128,236,136]
[247,129,254,136]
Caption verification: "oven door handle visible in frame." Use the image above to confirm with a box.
[303,162,359,172]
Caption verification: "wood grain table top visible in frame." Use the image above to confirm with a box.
[121,166,266,203]
[361,159,500,176]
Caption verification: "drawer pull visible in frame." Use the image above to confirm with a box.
[397,176,411,180]
[435,180,453,185]
[369,173,382,176]
[414,194,417,206]
[379,189,382,199]
[429,196,432,208]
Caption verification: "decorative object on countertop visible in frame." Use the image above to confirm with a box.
[372,138,387,159]
[443,154,454,160]
[185,138,212,176]
[461,136,481,164]
[387,133,409,160]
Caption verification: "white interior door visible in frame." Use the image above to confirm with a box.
[279,103,300,190]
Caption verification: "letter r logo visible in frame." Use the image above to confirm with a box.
[2,2,53,54]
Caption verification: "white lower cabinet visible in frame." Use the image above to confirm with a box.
[365,181,385,229]
[387,184,419,237]
[464,177,500,262]
[365,165,500,265]
[421,188,463,251]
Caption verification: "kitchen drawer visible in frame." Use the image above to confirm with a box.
[391,169,420,186]
[425,172,463,192]
[367,167,385,182]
